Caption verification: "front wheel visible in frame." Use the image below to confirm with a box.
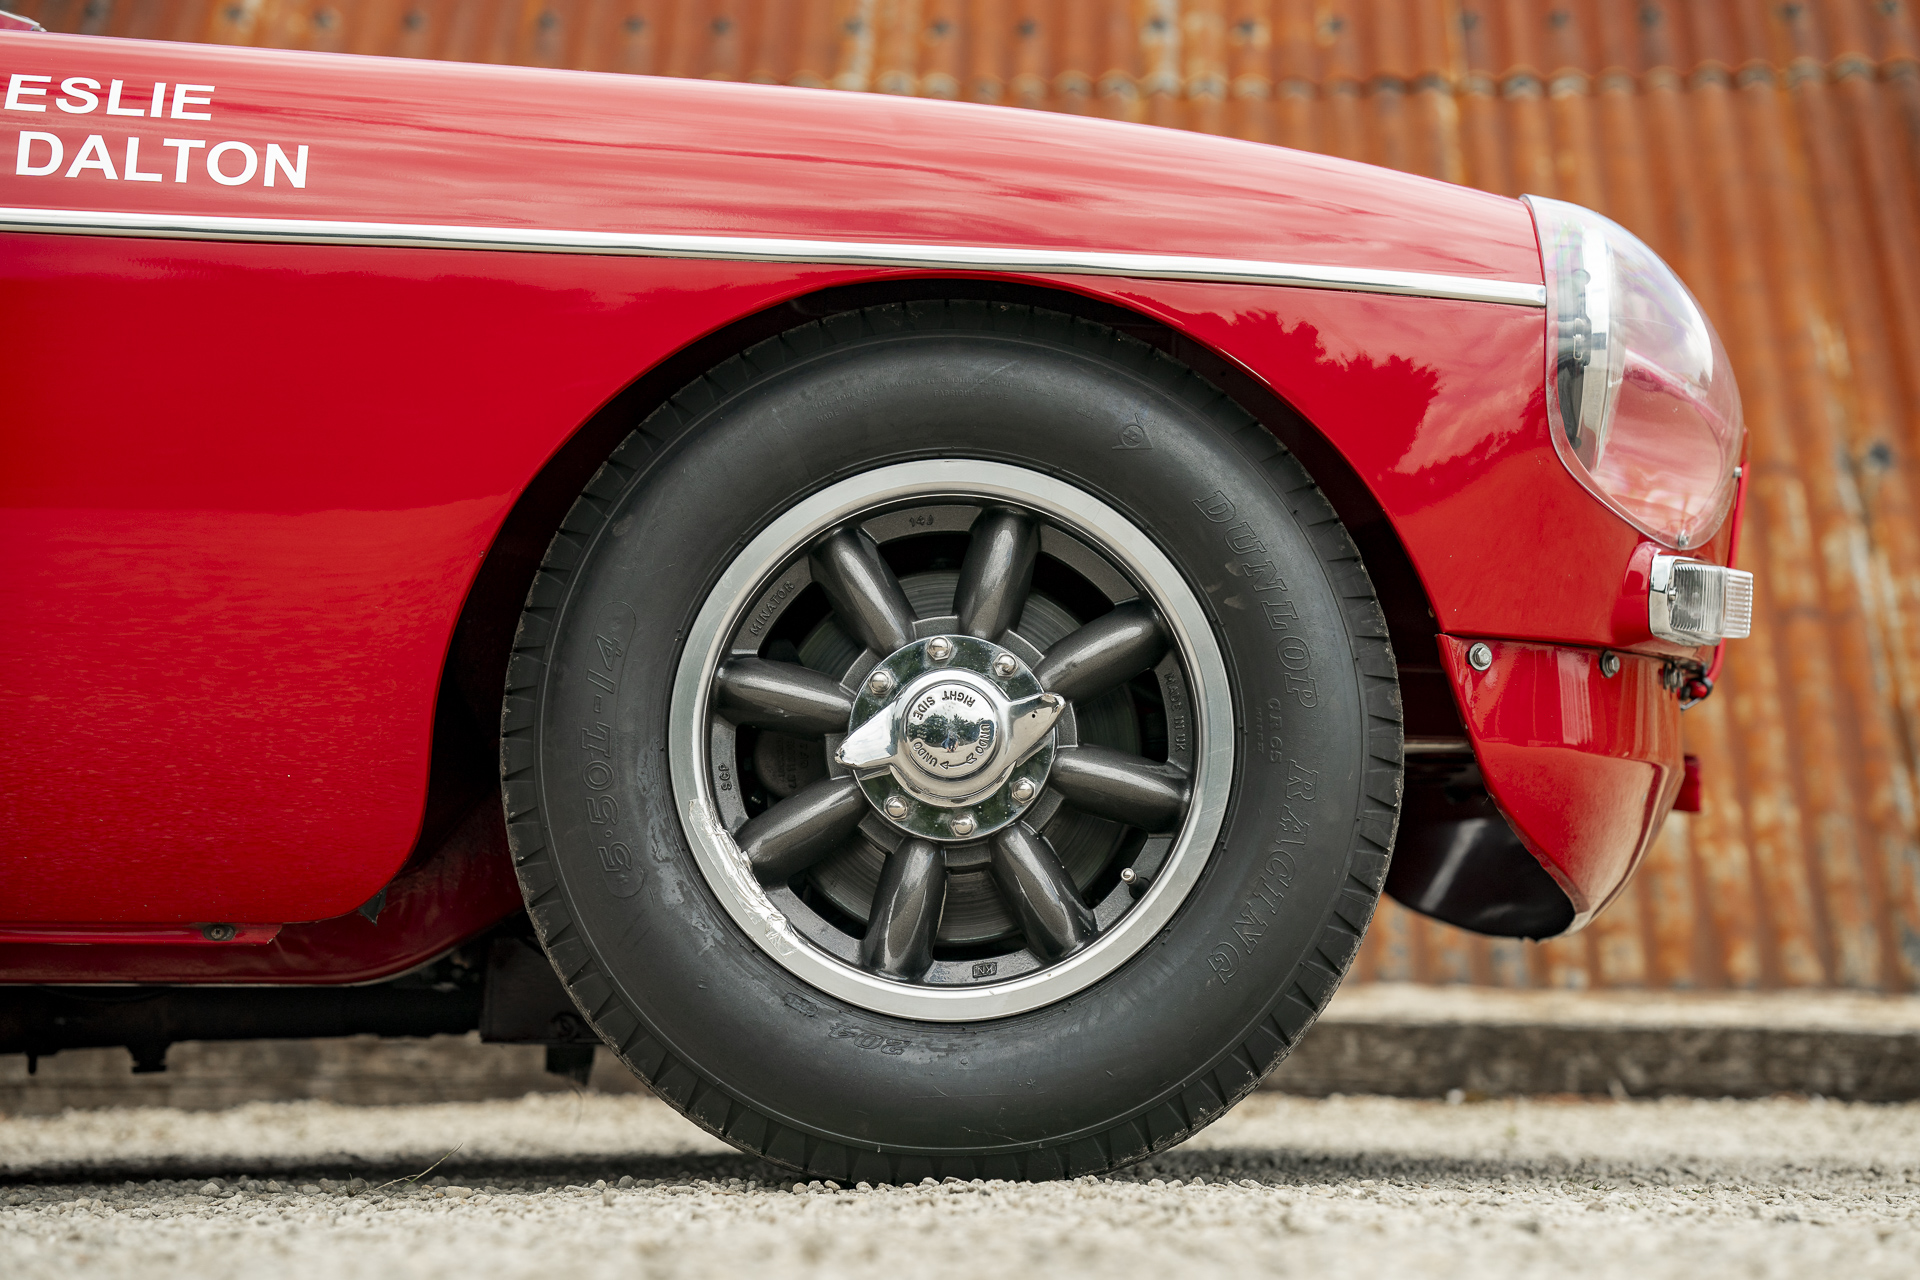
[502,301,1401,1180]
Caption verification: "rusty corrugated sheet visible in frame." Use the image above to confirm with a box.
[17,0,1920,991]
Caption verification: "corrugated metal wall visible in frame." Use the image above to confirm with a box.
[18,0,1920,991]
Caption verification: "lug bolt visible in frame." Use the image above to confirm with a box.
[949,813,976,838]
[867,669,895,696]
[1467,642,1493,672]
[1009,777,1037,803]
[991,653,1019,679]
[884,795,910,820]
[926,636,954,662]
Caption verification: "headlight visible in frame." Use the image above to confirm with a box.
[1524,195,1745,550]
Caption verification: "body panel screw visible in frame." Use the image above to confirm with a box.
[927,636,954,662]
[1599,650,1621,678]
[1467,642,1493,672]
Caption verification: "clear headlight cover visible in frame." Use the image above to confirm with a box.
[1524,195,1745,549]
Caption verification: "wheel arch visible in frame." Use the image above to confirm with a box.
[414,276,1453,898]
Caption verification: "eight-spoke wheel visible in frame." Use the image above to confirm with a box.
[673,464,1226,1018]
[503,301,1401,1180]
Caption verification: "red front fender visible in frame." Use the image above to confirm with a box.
[1439,636,1685,925]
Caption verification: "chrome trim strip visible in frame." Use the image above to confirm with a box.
[0,206,1548,307]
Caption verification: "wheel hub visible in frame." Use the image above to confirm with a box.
[903,677,1000,778]
[836,634,1063,841]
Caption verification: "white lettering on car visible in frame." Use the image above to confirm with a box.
[11,132,312,186]
[159,137,202,180]
[10,79,311,187]
[205,141,255,186]
[37,76,208,117]
[162,137,205,182]
[171,83,214,120]
[64,133,116,179]
[56,77,98,113]
[263,143,306,188]
[5,73,50,111]
[15,130,60,175]
[124,136,161,182]
[104,79,145,117]
[206,140,255,185]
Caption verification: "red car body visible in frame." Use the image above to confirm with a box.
[0,31,1720,986]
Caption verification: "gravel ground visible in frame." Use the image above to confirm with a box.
[3,1091,1916,1279]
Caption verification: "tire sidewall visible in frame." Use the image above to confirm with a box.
[534,322,1372,1158]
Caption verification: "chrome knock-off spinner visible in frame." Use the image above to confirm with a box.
[838,634,1062,841]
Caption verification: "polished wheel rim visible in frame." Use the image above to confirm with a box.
[668,460,1233,1021]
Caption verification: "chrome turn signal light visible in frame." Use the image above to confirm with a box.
[1649,554,1754,645]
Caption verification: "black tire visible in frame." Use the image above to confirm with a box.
[501,301,1401,1180]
